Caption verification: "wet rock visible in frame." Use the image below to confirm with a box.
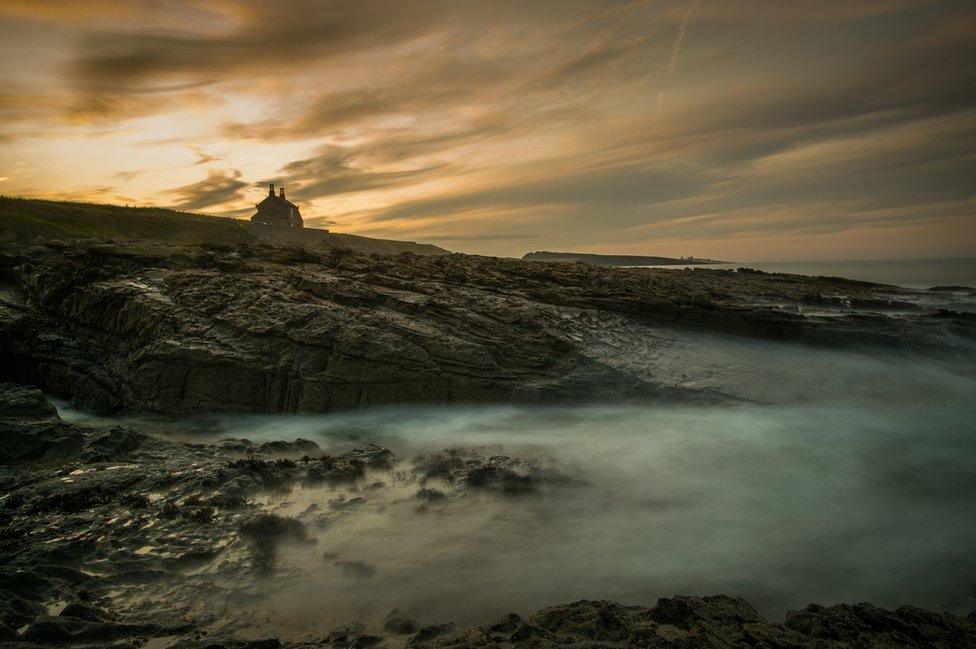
[227,457,298,492]
[1,396,973,649]
[330,496,366,510]
[412,449,562,496]
[509,622,557,641]
[0,387,182,465]
[415,487,447,503]
[0,571,53,600]
[240,513,308,545]
[313,457,365,483]
[310,446,392,484]
[0,384,59,420]
[216,437,257,454]
[0,576,47,629]
[408,622,457,646]
[412,449,467,482]
[0,419,85,464]
[784,601,974,646]
[58,601,107,621]
[326,624,385,648]
[0,383,85,464]
[258,438,321,457]
[239,514,310,567]
[406,596,976,647]
[26,470,143,514]
[0,621,16,641]
[20,616,153,644]
[335,560,376,579]
[339,444,396,469]
[81,426,147,463]
[4,239,970,414]
[465,462,537,495]
[169,640,283,649]
[850,297,923,311]
[384,609,419,635]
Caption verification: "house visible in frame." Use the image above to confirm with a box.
[251,184,303,228]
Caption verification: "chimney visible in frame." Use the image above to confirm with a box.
[269,183,275,196]
[279,187,285,199]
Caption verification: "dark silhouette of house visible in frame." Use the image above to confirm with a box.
[251,184,303,228]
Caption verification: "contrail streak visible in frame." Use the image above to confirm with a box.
[656,0,700,117]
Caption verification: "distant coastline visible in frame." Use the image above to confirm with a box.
[522,250,726,266]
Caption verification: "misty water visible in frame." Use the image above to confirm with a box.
[57,338,976,629]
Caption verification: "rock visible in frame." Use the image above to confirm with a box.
[784,601,975,646]
[172,641,283,649]
[339,444,396,469]
[258,438,321,457]
[217,437,257,454]
[329,496,366,510]
[227,457,299,492]
[0,384,59,420]
[0,387,165,465]
[239,514,309,567]
[406,596,976,647]
[2,239,970,414]
[20,617,151,644]
[325,625,385,648]
[409,622,457,645]
[335,560,377,579]
[464,462,537,495]
[0,404,973,649]
[58,601,108,621]
[312,452,369,483]
[384,609,419,635]
[415,487,447,503]
[0,386,85,464]
[412,448,563,496]
[0,419,86,464]
[81,426,148,463]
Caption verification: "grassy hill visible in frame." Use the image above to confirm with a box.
[0,196,449,255]
[0,196,253,245]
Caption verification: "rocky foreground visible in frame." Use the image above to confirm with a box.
[0,238,973,414]
[2,385,975,648]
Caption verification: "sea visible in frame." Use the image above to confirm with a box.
[50,254,976,627]
[645,257,976,289]
[58,323,976,622]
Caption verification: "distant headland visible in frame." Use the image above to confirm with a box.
[522,250,726,266]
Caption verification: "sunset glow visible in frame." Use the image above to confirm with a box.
[1,0,973,260]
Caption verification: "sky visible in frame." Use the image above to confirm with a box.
[0,0,973,261]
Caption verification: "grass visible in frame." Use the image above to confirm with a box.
[0,195,452,256]
[0,196,253,245]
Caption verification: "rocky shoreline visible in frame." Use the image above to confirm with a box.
[2,239,976,647]
[2,385,975,648]
[520,251,724,266]
[1,238,973,414]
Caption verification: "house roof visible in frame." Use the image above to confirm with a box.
[257,194,300,211]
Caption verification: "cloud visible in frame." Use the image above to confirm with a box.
[189,145,220,165]
[364,161,710,225]
[0,0,973,259]
[164,169,248,211]
[273,145,444,201]
[60,0,666,124]
[0,0,141,22]
[63,1,447,98]
[655,0,699,118]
